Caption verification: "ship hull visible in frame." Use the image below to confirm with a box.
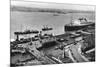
[64,23,95,31]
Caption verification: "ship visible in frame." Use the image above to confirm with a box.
[64,18,95,31]
[42,25,53,31]
[14,30,39,35]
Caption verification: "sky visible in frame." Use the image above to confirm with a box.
[11,0,95,12]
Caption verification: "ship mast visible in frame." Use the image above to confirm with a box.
[70,12,73,25]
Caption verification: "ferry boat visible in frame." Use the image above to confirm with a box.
[64,18,95,31]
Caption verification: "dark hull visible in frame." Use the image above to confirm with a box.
[64,23,95,31]
[42,28,53,31]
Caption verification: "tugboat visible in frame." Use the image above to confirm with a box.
[64,18,95,31]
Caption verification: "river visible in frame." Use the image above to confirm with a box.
[11,11,95,39]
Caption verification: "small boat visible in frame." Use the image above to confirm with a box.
[42,25,53,31]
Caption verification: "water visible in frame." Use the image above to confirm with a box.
[11,11,95,39]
